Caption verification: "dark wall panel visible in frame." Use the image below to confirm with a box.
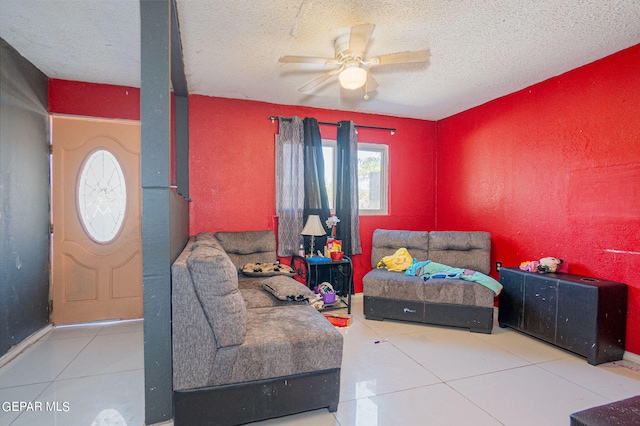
[0,38,50,356]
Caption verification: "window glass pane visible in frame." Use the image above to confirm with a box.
[78,149,127,243]
[321,140,388,215]
[322,145,334,210]
[358,150,382,210]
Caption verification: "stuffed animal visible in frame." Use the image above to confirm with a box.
[519,260,539,272]
[537,257,563,273]
[519,257,563,273]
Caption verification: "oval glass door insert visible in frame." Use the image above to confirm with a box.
[78,149,127,243]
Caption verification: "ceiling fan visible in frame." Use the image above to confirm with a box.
[279,23,430,96]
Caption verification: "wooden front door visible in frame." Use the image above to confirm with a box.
[51,116,142,324]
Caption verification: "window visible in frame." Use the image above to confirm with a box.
[78,149,127,243]
[322,141,388,215]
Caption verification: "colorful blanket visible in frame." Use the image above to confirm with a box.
[404,259,502,295]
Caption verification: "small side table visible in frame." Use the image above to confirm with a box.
[291,255,353,314]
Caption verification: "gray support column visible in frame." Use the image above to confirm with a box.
[175,95,189,198]
[140,0,172,423]
[171,0,189,198]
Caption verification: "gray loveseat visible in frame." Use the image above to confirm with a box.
[172,230,343,425]
[363,229,497,333]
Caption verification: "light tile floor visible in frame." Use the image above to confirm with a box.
[1,295,639,426]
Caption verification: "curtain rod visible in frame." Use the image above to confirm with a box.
[269,116,396,135]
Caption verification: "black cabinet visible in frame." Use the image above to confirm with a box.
[499,267,627,365]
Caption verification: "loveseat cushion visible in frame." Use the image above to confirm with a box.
[428,231,491,275]
[421,278,495,306]
[363,269,495,307]
[371,229,429,268]
[261,276,316,301]
[187,245,247,347]
[363,269,424,301]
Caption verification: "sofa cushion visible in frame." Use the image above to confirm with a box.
[371,229,429,268]
[240,288,294,308]
[209,305,343,386]
[187,246,247,348]
[237,275,267,291]
[241,262,295,277]
[194,232,226,251]
[262,276,316,301]
[216,230,277,269]
[428,231,491,275]
[172,237,220,391]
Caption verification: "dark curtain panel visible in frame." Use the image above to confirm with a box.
[302,117,330,254]
[336,120,362,257]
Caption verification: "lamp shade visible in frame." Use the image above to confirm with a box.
[301,215,326,236]
[339,65,367,90]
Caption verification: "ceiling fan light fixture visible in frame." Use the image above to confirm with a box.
[339,65,367,90]
[281,23,429,94]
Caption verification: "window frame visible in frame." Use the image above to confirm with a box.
[322,140,389,216]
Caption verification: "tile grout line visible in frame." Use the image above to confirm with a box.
[50,328,103,383]
[7,325,143,426]
[442,381,508,426]
[6,330,99,426]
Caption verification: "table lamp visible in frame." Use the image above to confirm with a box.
[301,215,326,257]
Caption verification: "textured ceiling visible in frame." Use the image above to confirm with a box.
[1,0,639,120]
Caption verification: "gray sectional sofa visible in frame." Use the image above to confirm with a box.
[363,229,498,333]
[172,230,343,426]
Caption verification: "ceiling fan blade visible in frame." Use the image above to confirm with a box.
[298,66,344,92]
[349,23,375,54]
[279,55,338,64]
[370,50,431,66]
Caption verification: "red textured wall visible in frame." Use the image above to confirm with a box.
[188,96,437,292]
[436,44,640,353]
[49,79,140,120]
[49,78,177,184]
[49,45,640,354]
